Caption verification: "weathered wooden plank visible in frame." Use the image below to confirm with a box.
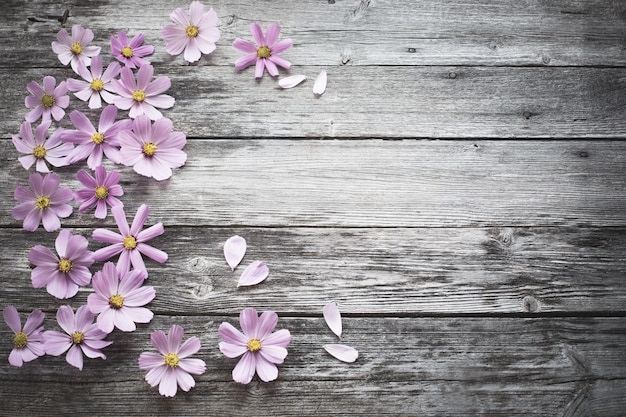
[2,0,625,67]
[0,316,624,416]
[1,140,625,228]
[1,66,624,138]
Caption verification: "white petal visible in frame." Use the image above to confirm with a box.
[237,261,269,287]
[224,235,246,270]
[323,302,342,338]
[313,70,327,96]
[323,344,358,363]
[278,74,307,89]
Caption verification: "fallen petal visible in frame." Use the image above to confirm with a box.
[323,302,342,338]
[224,235,247,270]
[237,261,269,287]
[313,70,327,96]
[278,74,307,89]
[323,344,358,363]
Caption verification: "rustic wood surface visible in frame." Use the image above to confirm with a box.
[1,0,625,416]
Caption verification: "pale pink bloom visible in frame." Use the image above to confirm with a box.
[51,25,101,73]
[237,261,269,287]
[111,64,174,120]
[24,76,69,123]
[323,302,342,338]
[233,23,292,78]
[323,344,358,363]
[88,262,155,333]
[66,55,120,109]
[92,204,167,276]
[224,235,246,270]
[218,308,291,384]
[117,115,187,181]
[74,166,124,219]
[3,306,45,367]
[138,324,206,397]
[43,305,112,370]
[161,1,220,63]
[12,120,72,172]
[111,31,154,69]
[28,229,95,299]
[12,172,73,232]
[63,106,132,169]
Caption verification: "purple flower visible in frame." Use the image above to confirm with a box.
[218,308,291,384]
[110,31,154,69]
[117,115,187,181]
[12,120,73,172]
[92,204,167,276]
[66,55,121,109]
[161,1,220,63]
[111,64,174,120]
[74,166,124,219]
[28,229,95,299]
[3,306,45,367]
[51,25,101,73]
[63,106,132,169]
[138,324,206,397]
[43,305,112,370]
[24,76,69,123]
[233,23,292,78]
[88,262,155,333]
[12,172,73,232]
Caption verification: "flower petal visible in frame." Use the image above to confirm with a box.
[224,235,246,270]
[313,70,327,96]
[232,351,256,384]
[278,74,307,89]
[237,261,269,287]
[323,344,358,363]
[323,302,342,338]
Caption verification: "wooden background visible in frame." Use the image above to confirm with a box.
[1,0,625,415]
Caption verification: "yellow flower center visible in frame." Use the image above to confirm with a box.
[142,142,158,157]
[185,25,199,38]
[257,46,271,58]
[132,90,146,102]
[35,196,50,210]
[72,331,85,344]
[108,294,125,309]
[41,93,55,108]
[247,338,262,352]
[58,258,72,273]
[70,42,83,55]
[121,46,134,58]
[164,353,180,367]
[90,78,104,92]
[91,132,105,144]
[33,145,47,159]
[123,235,137,250]
[13,332,28,348]
[94,186,109,199]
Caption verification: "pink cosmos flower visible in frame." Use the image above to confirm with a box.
[87,262,155,333]
[24,76,69,123]
[43,305,112,370]
[63,106,132,169]
[74,165,124,219]
[12,172,73,232]
[92,204,167,276]
[12,120,72,172]
[161,1,220,63]
[3,306,45,367]
[117,115,187,181]
[66,55,121,109]
[233,23,292,78]
[138,324,206,397]
[111,31,154,69]
[28,228,95,299]
[51,25,101,73]
[111,64,174,120]
[218,308,291,384]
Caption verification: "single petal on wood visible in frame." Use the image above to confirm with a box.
[238,261,269,287]
[323,344,358,363]
[323,302,342,338]
[224,235,246,270]
[278,74,307,89]
[313,70,327,96]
